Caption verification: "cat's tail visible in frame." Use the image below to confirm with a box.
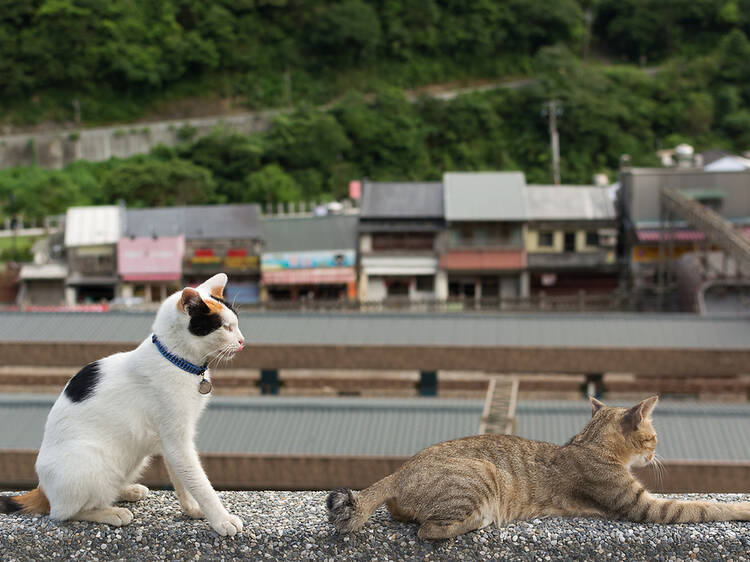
[0,487,50,515]
[326,474,395,533]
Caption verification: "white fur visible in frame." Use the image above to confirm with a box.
[35,273,245,536]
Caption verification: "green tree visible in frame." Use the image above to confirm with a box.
[245,164,301,206]
[101,159,217,207]
[307,0,382,67]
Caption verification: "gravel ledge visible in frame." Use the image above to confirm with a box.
[1,491,749,561]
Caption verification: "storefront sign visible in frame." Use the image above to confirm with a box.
[262,250,355,270]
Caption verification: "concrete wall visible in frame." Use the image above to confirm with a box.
[0,111,279,169]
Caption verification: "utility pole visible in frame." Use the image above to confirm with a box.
[542,100,562,185]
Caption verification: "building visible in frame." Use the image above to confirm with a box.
[17,232,67,306]
[441,172,529,302]
[358,181,445,302]
[118,207,186,303]
[618,166,750,306]
[525,185,618,295]
[261,214,358,301]
[64,205,123,304]
[180,204,263,303]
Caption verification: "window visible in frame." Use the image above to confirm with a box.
[372,233,434,251]
[415,275,434,292]
[538,231,554,247]
[696,196,723,213]
[586,231,599,247]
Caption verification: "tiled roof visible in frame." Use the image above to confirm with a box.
[443,172,528,221]
[262,215,357,253]
[1,395,748,461]
[0,311,748,350]
[526,185,615,221]
[360,181,444,219]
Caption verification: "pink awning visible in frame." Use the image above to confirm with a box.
[636,229,706,242]
[262,267,356,285]
[118,236,185,281]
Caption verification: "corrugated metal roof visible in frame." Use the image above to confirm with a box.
[0,395,482,456]
[125,208,185,238]
[1,395,747,461]
[360,182,443,219]
[124,204,263,240]
[0,311,748,350]
[516,400,750,462]
[526,185,615,221]
[262,215,357,253]
[443,172,528,221]
[64,206,122,247]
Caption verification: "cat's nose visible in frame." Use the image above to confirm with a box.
[237,338,244,350]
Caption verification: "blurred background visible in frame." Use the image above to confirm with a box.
[0,1,749,493]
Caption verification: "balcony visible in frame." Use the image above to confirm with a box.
[440,248,526,271]
[528,250,615,270]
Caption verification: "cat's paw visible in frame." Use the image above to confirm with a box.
[119,484,149,502]
[181,499,204,519]
[101,507,134,527]
[209,513,244,536]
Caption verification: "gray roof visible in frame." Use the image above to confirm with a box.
[0,395,482,456]
[516,400,750,462]
[0,311,748,350]
[443,172,528,221]
[360,181,444,219]
[526,185,615,221]
[262,215,357,253]
[124,204,263,240]
[1,395,748,461]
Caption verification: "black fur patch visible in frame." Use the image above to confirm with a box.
[0,496,22,513]
[64,361,101,403]
[186,299,223,336]
[210,295,237,316]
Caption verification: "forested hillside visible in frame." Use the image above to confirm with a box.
[3,1,750,221]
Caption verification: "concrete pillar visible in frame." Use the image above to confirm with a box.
[520,271,530,299]
[358,273,369,301]
[65,287,76,307]
[435,270,448,301]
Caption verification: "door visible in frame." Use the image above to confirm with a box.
[564,232,576,253]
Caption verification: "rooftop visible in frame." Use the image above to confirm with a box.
[0,311,747,350]
[2,490,748,560]
[526,185,615,221]
[2,396,748,461]
[443,171,528,221]
[262,215,358,253]
[64,206,123,247]
[124,204,263,240]
[360,181,443,219]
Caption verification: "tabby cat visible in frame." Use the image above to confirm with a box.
[327,396,750,540]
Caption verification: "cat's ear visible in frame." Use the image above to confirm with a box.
[622,395,659,432]
[590,396,606,416]
[178,287,204,315]
[200,273,228,300]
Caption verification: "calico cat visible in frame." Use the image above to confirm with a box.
[327,396,750,540]
[0,273,245,536]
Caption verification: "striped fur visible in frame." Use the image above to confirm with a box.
[327,396,750,540]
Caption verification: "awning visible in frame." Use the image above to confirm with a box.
[262,267,356,286]
[118,235,184,282]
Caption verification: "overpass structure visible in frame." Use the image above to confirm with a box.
[0,310,748,377]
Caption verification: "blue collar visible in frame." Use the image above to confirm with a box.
[152,334,207,376]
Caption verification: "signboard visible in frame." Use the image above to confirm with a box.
[262,250,355,270]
